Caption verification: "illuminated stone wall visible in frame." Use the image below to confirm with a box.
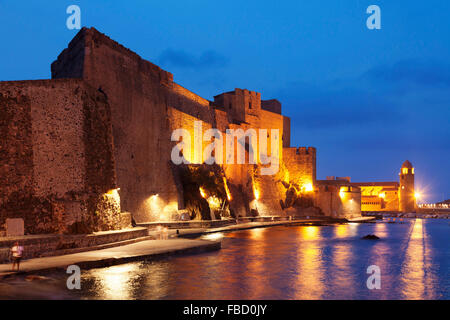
[52,28,183,223]
[0,27,330,226]
[49,27,320,222]
[0,79,121,234]
[359,185,399,211]
[1,27,370,231]
[315,182,361,218]
[283,147,316,188]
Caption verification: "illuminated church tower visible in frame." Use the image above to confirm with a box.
[399,160,415,213]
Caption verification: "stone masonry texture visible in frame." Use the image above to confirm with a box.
[1,27,363,234]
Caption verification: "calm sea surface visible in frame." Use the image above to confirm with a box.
[0,219,448,299]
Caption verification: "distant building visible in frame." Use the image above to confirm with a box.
[351,160,416,213]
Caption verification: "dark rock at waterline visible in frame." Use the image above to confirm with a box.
[362,234,380,240]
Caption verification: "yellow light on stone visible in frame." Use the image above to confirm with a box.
[304,183,313,192]
[378,192,385,199]
[253,186,260,200]
[223,177,232,201]
[106,189,116,195]
[199,187,207,199]
[105,188,121,203]
[283,171,290,184]
[339,187,345,198]
[207,196,221,209]
[252,176,260,200]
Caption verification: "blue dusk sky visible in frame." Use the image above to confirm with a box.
[0,1,449,203]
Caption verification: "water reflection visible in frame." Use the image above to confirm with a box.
[142,262,172,299]
[330,240,355,299]
[400,219,426,299]
[399,219,437,299]
[374,222,387,235]
[367,222,391,299]
[247,227,266,240]
[244,228,269,299]
[77,222,448,300]
[334,224,349,238]
[2,220,447,300]
[302,225,320,239]
[334,223,358,238]
[293,226,325,299]
[87,263,140,299]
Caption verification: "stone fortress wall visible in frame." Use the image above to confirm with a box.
[50,27,316,223]
[1,27,363,235]
[0,79,129,234]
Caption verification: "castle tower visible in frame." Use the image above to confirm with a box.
[213,89,261,124]
[399,160,415,212]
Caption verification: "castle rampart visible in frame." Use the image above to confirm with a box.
[282,147,317,187]
[0,79,125,234]
[1,27,366,235]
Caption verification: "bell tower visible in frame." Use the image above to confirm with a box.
[399,160,415,212]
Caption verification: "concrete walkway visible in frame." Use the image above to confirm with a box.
[0,238,220,277]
